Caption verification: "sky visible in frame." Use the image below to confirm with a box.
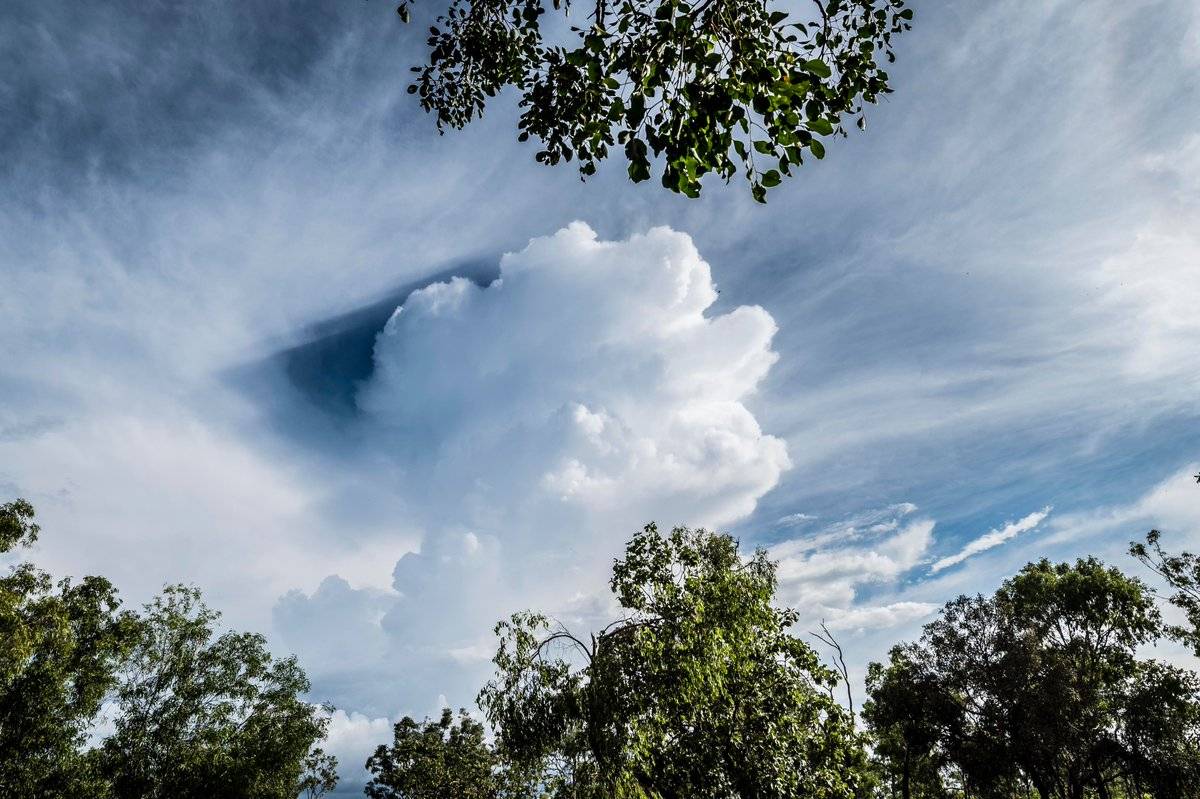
[2,0,1199,789]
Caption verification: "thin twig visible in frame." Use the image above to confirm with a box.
[810,620,853,715]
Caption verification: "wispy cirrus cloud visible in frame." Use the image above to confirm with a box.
[929,507,1052,574]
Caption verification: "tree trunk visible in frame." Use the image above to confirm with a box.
[1067,774,1083,799]
[1091,762,1111,799]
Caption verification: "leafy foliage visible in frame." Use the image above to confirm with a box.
[96,585,336,798]
[299,747,341,799]
[862,649,957,799]
[0,499,337,799]
[366,707,508,799]
[1120,661,1200,798]
[478,523,865,798]
[1,499,140,798]
[0,497,40,551]
[864,557,1200,799]
[400,0,912,200]
[1131,529,1200,657]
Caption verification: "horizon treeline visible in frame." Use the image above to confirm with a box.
[5,497,1200,798]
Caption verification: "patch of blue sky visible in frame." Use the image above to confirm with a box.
[2,0,1199,784]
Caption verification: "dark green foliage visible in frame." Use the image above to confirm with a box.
[862,650,956,799]
[96,584,336,798]
[399,0,912,200]
[0,497,40,551]
[365,707,505,799]
[1,499,140,798]
[864,557,1200,799]
[478,523,865,798]
[0,499,336,799]
[1120,661,1200,798]
[1131,529,1200,657]
[299,748,341,799]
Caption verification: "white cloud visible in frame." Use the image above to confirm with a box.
[775,512,817,527]
[1045,465,1200,550]
[359,222,788,532]
[770,505,934,620]
[322,709,394,783]
[746,1,1200,508]
[275,223,790,712]
[823,601,940,633]
[929,506,1052,574]
[771,503,920,555]
[0,414,389,631]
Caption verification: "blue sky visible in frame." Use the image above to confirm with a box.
[3,0,1199,787]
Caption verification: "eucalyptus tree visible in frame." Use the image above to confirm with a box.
[864,557,1200,799]
[365,707,511,799]
[96,585,337,799]
[0,499,140,798]
[1131,529,1200,657]
[397,0,913,200]
[0,498,337,799]
[478,523,866,798]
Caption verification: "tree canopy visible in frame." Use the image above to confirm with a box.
[1,499,140,797]
[365,707,504,799]
[11,496,1200,799]
[1132,529,1200,657]
[0,499,337,799]
[863,557,1200,799]
[398,0,912,201]
[97,586,337,799]
[378,523,864,798]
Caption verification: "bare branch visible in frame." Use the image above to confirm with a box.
[810,620,853,715]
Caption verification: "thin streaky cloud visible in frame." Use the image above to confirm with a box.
[929,507,1053,574]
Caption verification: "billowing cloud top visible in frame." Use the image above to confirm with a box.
[276,223,790,725]
[360,222,788,531]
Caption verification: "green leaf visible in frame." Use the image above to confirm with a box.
[402,0,913,200]
[761,169,781,188]
[477,526,859,793]
[809,118,834,136]
[804,58,833,79]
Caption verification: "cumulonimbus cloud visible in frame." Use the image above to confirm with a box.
[276,222,791,716]
[358,221,789,531]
